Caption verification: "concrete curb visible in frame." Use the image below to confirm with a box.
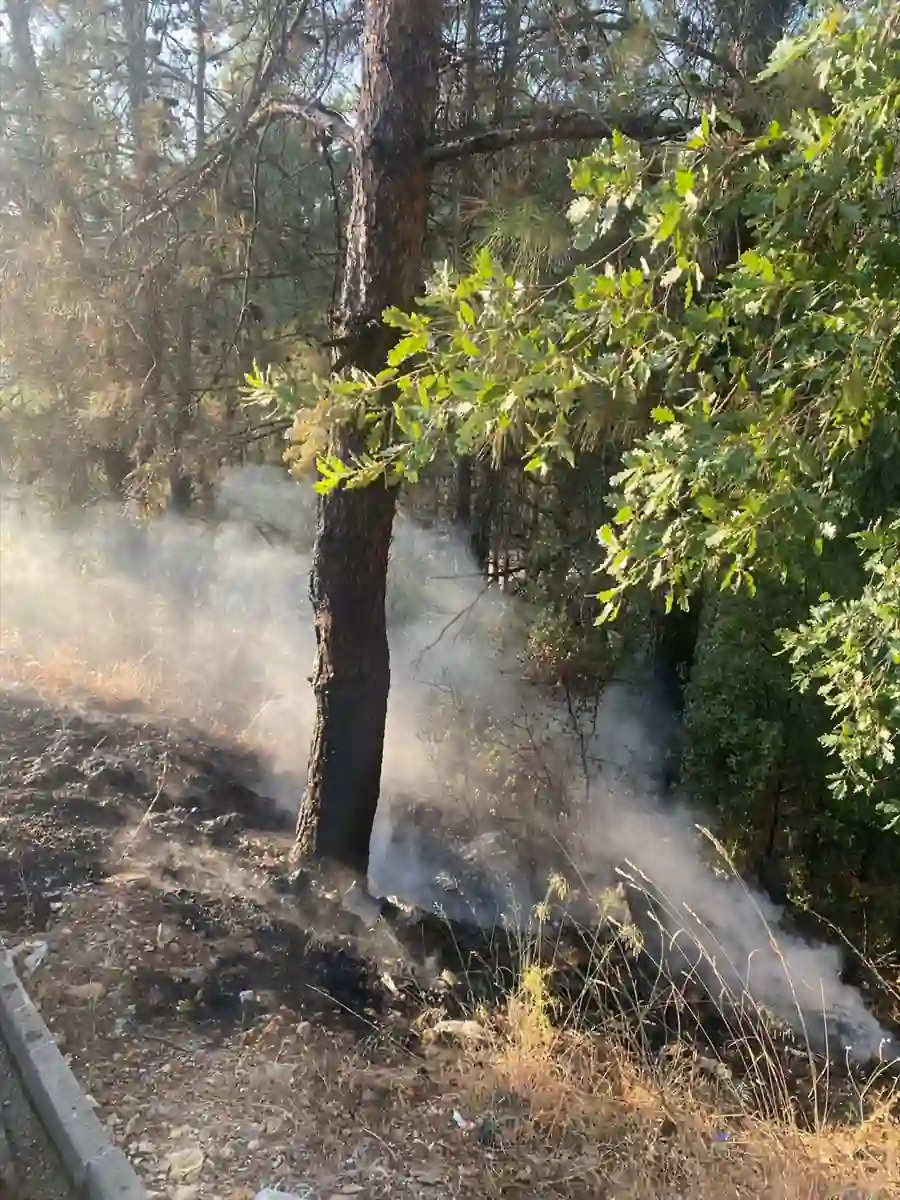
[0,951,146,1199]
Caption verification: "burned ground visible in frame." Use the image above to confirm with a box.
[0,688,402,1033]
[1,686,899,1197]
[1,686,897,1117]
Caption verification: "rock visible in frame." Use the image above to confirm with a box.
[431,1018,488,1044]
[341,883,383,927]
[165,1145,205,1180]
[67,981,106,1003]
[169,1187,200,1200]
[414,1169,445,1186]
[22,941,49,976]
[696,1056,732,1081]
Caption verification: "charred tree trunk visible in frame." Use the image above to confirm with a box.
[454,456,473,527]
[652,598,703,714]
[295,0,442,876]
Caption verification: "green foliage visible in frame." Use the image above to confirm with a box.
[0,0,344,505]
[783,520,900,827]
[680,583,825,845]
[312,1,900,825]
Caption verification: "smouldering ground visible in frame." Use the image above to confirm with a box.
[0,681,898,1198]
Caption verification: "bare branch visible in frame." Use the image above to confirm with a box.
[425,110,694,163]
[122,0,326,230]
[528,11,745,81]
[126,97,354,232]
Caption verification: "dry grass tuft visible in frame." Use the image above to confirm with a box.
[444,1007,900,1198]
[408,888,900,1198]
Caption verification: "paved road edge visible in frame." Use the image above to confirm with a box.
[0,952,146,1199]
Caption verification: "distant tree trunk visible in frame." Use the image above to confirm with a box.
[123,0,167,503]
[452,0,482,532]
[717,0,795,75]
[493,0,521,124]
[295,0,442,876]
[168,0,208,514]
[5,0,42,106]
[169,303,195,513]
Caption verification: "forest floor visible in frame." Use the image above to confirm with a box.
[1,678,899,1200]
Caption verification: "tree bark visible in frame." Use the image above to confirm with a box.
[295,0,442,877]
[122,0,166,496]
[452,0,482,532]
[493,0,521,125]
[168,2,208,515]
[716,0,795,76]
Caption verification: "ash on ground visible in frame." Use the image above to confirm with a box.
[1,687,897,1131]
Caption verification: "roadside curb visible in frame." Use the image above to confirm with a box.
[0,951,146,1199]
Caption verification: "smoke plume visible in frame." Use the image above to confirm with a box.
[0,464,895,1063]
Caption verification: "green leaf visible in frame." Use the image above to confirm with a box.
[598,524,619,549]
[387,331,429,366]
[675,168,695,198]
[652,203,682,246]
[739,250,776,282]
[756,26,821,81]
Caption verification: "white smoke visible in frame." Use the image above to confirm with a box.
[0,464,895,1063]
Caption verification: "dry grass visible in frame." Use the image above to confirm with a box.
[16,870,898,1199]
[0,633,240,738]
[467,997,900,1199]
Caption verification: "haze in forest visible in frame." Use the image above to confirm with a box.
[0,464,894,1064]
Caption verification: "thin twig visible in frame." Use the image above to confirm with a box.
[413,581,493,669]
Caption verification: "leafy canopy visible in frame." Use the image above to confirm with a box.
[251,1,900,824]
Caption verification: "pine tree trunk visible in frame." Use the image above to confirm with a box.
[295,0,442,876]
[451,0,482,530]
